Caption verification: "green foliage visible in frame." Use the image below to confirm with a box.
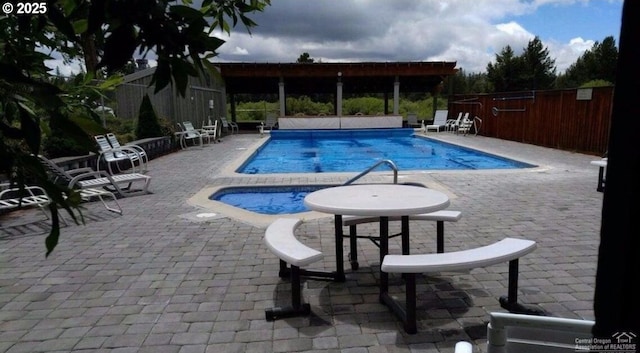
[343,97,384,115]
[580,80,614,88]
[557,36,618,88]
[297,52,315,63]
[287,96,334,115]
[233,96,447,122]
[450,69,492,94]
[0,0,271,255]
[135,95,163,139]
[233,101,279,121]
[487,37,557,92]
[520,37,556,90]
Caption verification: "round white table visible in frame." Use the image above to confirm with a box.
[304,184,450,281]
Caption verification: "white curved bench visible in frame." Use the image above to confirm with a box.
[380,237,537,334]
[342,210,462,269]
[264,218,323,321]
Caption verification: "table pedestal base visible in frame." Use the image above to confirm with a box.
[499,296,545,315]
[265,303,311,321]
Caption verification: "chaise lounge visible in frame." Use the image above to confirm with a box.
[37,155,151,198]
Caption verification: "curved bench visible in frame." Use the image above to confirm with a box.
[342,210,462,269]
[380,237,537,334]
[264,218,323,321]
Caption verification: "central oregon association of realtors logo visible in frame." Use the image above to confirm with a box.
[575,332,637,352]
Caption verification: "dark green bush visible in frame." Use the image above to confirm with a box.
[135,94,163,139]
[42,135,91,158]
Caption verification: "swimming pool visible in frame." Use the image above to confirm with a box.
[237,129,534,174]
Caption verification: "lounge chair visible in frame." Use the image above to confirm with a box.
[406,113,421,128]
[95,134,144,175]
[446,112,468,133]
[1,183,51,220]
[264,113,278,131]
[176,121,207,148]
[201,119,218,143]
[37,155,151,198]
[454,312,594,352]
[106,132,149,168]
[220,117,238,134]
[457,115,482,136]
[105,133,148,172]
[425,110,448,132]
[444,112,462,132]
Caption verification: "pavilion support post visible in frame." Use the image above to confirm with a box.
[336,82,343,117]
[278,79,285,117]
[393,77,400,115]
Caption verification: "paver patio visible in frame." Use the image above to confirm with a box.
[0,131,603,353]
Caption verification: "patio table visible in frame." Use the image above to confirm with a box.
[304,184,450,282]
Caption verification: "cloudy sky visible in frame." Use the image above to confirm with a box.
[48,0,623,76]
[210,0,623,74]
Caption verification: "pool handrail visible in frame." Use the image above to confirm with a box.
[343,159,398,185]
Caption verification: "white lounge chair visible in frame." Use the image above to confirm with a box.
[264,113,278,131]
[220,117,238,134]
[448,112,469,133]
[454,312,594,353]
[425,110,448,132]
[201,119,218,143]
[38,155,151,198]
[457,115,482,136]
[176,121,207,148]
[94,134,144,175]
[444,112,463,132]
[406,113,421,128]
[105,133,148,172]
[0,183,51,220]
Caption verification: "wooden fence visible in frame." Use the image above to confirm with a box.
[447,87,613,156]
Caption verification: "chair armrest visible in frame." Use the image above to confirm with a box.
[66,167,96,176]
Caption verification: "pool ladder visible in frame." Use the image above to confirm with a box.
[343,159,398,185]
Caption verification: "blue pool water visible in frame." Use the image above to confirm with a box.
[211,185,333,215]
[238,129,534,174]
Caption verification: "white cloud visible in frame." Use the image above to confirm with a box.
[43,0,619,77]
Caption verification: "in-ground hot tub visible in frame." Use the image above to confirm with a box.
[209,184,335,215]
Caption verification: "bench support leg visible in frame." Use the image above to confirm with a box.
[278,259,288,279]
[436,221,444,253]
[265,265,312,321]
[499,259,545,315]
[349,225,359,270]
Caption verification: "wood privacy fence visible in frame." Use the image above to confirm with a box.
[447,87,613,156]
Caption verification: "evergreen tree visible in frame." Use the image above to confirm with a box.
[486,45,524,92]
[521,37,556,90]
[487,38,557,92]
[558,36,618,88]
[135,94,163,139]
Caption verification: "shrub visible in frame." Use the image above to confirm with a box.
[135,94,163,139]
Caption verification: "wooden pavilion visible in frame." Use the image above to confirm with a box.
[217,61,458,121]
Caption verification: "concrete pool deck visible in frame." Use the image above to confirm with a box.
[0,131,603,352]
